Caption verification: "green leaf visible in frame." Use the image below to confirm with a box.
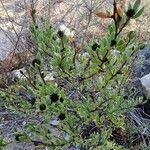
[0,138,6,147]
[127,31,136,43]
[116,39,126,52]
[108,23,115,39]
[128,3,132,11]
[133,0,141,12]
[137,43,147,50]
[133,6,145,18]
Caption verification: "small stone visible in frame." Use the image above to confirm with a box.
[50,119,59,126]
[140,73,150,98]
[148,28,150,33]
[78,77,84,82]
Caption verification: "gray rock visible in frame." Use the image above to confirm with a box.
[129,44,150,134]
[140,73,150,98]
[133,45,150,78]
[4,143,35,150]
[0,31,15,60]
[131,45,150,98]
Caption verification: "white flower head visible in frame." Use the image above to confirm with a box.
[111,49,120,57]
[59,24,67,31]
[59,24,74,38]
[44,72,58,86]
[44,73,54,81]
[13,67,26,79]
[82,52,90,59]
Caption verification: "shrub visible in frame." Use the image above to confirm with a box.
[0,0,145,149]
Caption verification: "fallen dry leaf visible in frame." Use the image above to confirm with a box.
[96,12,112,19]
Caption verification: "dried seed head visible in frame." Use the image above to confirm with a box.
[60,97,64,103]
[39,104,46,111]
[123,95,128,99]
[126,9,135,18]
[111,40,117,46]
[50,93,59,102]
[32,59,41,67]
[58,113,66,120]
[92,43,100,51]
[15,134,21,142]
[57,30,64,38]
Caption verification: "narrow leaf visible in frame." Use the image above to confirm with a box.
[133,0,141,12]
[133,6,144,18]
[128,3,132,10]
